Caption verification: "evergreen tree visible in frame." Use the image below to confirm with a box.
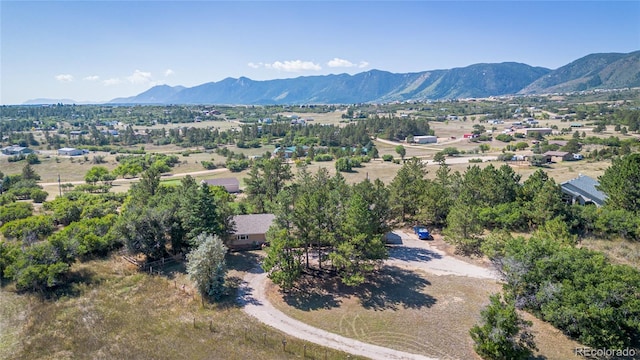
[598,153,640,213]
[262,227,303,290]
[331,192,387,286]
[470,294,537,360]
[389,157,427,221]
[21,164,40,181]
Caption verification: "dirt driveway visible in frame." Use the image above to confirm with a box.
[237,229,503,359]
[385,230,498,279]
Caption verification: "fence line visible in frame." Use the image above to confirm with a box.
[121,254,184,274]
[188,317,334,360]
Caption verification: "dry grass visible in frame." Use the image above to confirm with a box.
[0,254,360,360]
[266,266,583,360]
[579,237,640,270]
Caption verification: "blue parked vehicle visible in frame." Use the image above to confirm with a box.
[413,225,433,240]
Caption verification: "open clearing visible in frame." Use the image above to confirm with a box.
[0,253,360,360]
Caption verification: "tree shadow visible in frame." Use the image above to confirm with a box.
[282,265,436,312]
[356,265,436,311]
[384,232,403,244]
[388,245,443,262]
[226,251,263,273]
[160,261,187,279]
[282,274,343,311]
[33,266,101,300]
[232,279,263,308]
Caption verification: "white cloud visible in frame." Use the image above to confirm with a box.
[265,60,321,72]
[127,69,153,84]
[247,62,262,69]
[83,75,100,81]
[164,69,174,77]
[55,74,74,82]
[100,70,161,87]
[327,58,370,69]
[103,78,123,86]
[327,58,355,68]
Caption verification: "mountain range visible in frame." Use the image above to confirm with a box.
[26,51,640,105]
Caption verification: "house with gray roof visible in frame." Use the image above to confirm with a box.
[202,178,240,193]
[230,214,275,249]
[57,147,85,156]
[1,145,34,156]
[560,175,607,207]
[544,150,573,162]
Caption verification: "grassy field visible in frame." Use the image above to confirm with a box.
[266,266,583,360]
[1,109,623,195]
[580,237,640,270]
[0,253,362,360]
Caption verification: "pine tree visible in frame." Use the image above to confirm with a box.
[470,294,537,360]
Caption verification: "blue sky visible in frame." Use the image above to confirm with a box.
[1,1,639,104]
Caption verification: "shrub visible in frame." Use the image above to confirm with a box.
[26,153,40,164]
[29,189,48,203]
[1,215,55,241]
[496,134,514,142]
[498,235,640,348]
[0,202,33,225]
[225,159,250,172]
[201,161,217,170]
[5,241,71,292]
[382,154,394,162]
[335,157,352,172]
[313,154,334,162]
[470,294,536,360]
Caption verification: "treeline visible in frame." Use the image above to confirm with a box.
[244,159,389,288]
[488,228,640,349]
[0,189,126,292]
[386,157,640,248]
[0,166,235,295]
[395,155,640,350]
[0,165,48,203]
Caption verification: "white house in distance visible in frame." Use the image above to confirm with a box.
[412,135,438,144]
[57,147,85,156]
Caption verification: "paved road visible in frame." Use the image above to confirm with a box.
[238,230,498,359]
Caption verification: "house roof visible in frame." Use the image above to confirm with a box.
[58,147,79,151]
[561,175,607,206]
[203,178,239,192]
[232,214,275,235]
[544,151,570,157]
[2,145,31,153]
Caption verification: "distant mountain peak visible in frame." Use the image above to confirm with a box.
[27,50,630,106]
